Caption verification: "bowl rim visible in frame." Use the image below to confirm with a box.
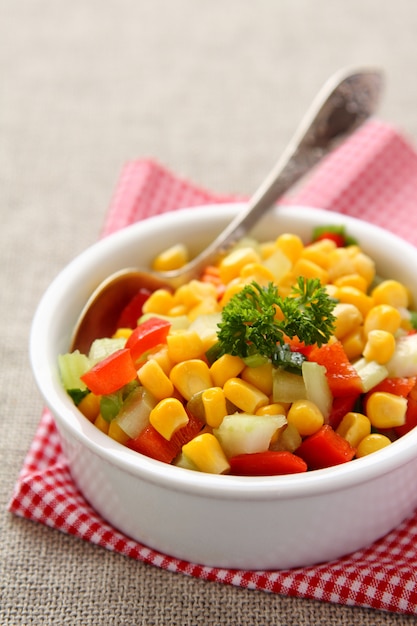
[30,203,417,501]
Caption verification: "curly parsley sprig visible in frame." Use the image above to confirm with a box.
[208,278,336,366]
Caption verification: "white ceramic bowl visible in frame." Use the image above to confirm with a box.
[30,204,417,570]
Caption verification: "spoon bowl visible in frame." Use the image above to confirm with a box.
[71,269,171,354]
[71,66,384,351]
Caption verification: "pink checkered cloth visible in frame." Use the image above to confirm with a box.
[9,119,417,616]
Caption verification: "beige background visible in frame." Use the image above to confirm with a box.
[2,1,417,624]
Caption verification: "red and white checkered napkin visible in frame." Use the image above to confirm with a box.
[9,119,417,615]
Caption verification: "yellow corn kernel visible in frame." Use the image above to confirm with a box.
[272,302,285,322]
[356,433,391,457]
[188,297,220,322]
[341,328,366,361]
[351,252,375,287]
[142,289,176,316]
[286,399,324,437]
[301,239,336,269]
[170,359,212,401]
[167,304,188,317]
[270,422,302,452]
[261,248,293,283]
[325,284,339,299]
[333,273,368,292]
[256,402,288,417]
[153,243,189,272]
[259,241,276,259]
[363,329,396,364]
[240,262,276,286]
[112,328,133,340]
[256,403,288,442]
[223,377,269,414]
[219,281,245,307]
[166,329,204,362]
[273,279,294,299]
[138,359,174,400]
[366,391,407,429]
[209,354,246,388]
[401,316,415,333]
[219,247,261,284]
[363,304,402,336]
[327,247,356,281]
[292,257,329,284]
[202,387,228,428]
[346,244,361,257]
[335,286,374,318]
[371,279,410,309]
[149,397,189,440]
[147,345,174,376]
[332,302,363,340]
[241,362,274,397]
[94,413,109,434]
[182,433,230,474]
[336,412,371,448]
[174,280,218,309]
[78,392,101,422]
[108,418,130,443]
[275,233,304,264]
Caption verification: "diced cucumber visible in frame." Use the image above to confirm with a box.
[189,313,222,343]
[262,248,292,282]
[114,386,157,439]
[353,358,388,393]
[100,392,124,422]
[386,333,417,377]
[139,312,190,330]
[273,368,306,403]
[174,452,200,472]
[302,361,332,420]
[88,337,126,364]
[186,391,206,421]
[230,236,261,254]
[58,351,91,391]
[213,413,286,458]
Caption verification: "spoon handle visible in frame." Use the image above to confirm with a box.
[164,67,383,286]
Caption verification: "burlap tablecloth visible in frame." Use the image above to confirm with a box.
[4,2,417,624]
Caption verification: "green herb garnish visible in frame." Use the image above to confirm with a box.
[67,388,90,406]
[99,379,140,422]
[209,278,336,365]
[271,343,306,373]
[409,311,417,331]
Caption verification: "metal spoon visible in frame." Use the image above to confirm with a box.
[71,66,384,352]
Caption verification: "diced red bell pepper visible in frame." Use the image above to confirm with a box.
[307,341,363,397]
[327,394,359,429]
[367,376,417,398]
[81,348,138,395]
[200,265,226,300]
[116,288,153,329]
[284,335,313,358]
[229,450,307,476]
[126,412,204,464]
[314,231,346,247]
[295,424,356,470]
[125,317,171,363]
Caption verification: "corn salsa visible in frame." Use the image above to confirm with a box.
[58,227,417,476]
